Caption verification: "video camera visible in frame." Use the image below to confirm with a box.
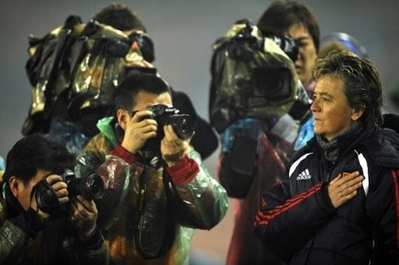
[250,34,299,102]
[35,169,104,217]
[142,104,195,151]
[209,19,310,133]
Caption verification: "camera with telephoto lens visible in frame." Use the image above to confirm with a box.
[35,169,104,217]
[142,104,195,151]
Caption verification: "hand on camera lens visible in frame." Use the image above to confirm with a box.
[161,125,193,166]
[70,195,98,240]
[121,109,158,154]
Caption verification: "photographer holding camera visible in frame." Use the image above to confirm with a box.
[75,72,228,264]
[0,134,109,265]
[214,1,320,264]
[91,3,219,161]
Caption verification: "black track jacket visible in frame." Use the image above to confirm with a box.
[254,124,399,265]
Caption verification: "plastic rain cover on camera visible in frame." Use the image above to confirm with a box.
[209,21,310,133]
[71,25,136,111]
[23,16,144,137]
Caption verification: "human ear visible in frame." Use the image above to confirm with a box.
[351,105,365,121]
[116,109,130,130]
[8,176,20,197]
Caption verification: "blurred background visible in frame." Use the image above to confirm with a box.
[1,0,398,264]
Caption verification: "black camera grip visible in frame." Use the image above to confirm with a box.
[34,179,60,214]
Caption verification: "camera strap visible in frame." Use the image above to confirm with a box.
[134,166,176,259]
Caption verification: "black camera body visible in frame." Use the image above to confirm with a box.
[35,169,104,217]
[142,104,195,151]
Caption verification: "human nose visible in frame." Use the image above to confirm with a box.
[295,48,302,61]
[310,98,319,112]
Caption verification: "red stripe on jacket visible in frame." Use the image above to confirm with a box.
[390,169,399,250]
[255,182,324,226]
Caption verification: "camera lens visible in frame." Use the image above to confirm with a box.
[170,114,195,139]
[85,174,104,200]
[252,67,292,101]
[67,173,104,200]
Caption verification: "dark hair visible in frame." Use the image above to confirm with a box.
[312,50,383,127]
[257,0,320,52]
[3,134,75,185]
[113,73,171,111]
[92,3,147,32]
